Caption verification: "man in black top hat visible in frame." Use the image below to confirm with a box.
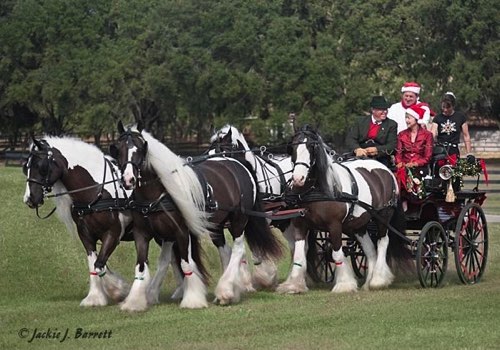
[346,96,397,167]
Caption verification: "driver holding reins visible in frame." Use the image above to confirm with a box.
[346,95,398,168]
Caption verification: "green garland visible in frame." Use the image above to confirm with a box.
[452,159,482,178]
[452,159,482,188]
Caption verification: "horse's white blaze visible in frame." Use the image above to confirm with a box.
[122,146,138,188]
[23,166,31,204]
[292,140,310,187]
[121,263,151,312]
[80,252,108,307]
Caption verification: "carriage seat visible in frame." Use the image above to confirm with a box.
[423,145,449,192]
[432,145,447,162]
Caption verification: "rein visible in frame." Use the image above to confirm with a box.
[45,179,119,199]
[29,154,127,219]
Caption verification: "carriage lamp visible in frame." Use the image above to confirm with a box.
[439,165,454,180]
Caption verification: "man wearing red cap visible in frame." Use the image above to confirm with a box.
[395,105,434,200]
[388,82,434,134]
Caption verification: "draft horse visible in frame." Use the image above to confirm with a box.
[23,136,133,307]
[209,125,294,287]
[282,126,410,293]
[111,122,282,307]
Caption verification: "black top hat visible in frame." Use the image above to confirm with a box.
[370,96,391,109]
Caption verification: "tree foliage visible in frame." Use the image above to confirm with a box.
[0,0,498,147]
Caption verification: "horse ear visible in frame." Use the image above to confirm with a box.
[117,120,125,134]
[136,120,144,132]
[32,136,44,150]
[109,144,119,159]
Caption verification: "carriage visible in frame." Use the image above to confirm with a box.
[209,124,489,291]
[293,144,488,289]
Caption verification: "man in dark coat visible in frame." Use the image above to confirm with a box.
[346,96,397,167]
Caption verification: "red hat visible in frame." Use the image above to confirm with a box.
[406,105,426,124]
[401,82,421,95]
[415,101,436,117]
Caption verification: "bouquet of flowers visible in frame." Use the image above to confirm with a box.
[405,168,426,199]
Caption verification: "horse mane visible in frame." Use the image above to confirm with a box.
[42,136,114,237]
[308,132,341,195]
[141,130,212,237]
[211,124,251,151]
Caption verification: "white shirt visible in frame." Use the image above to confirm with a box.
[387,102,408,134]
[388,101,431,134]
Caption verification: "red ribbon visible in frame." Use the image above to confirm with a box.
[437,154,457,167]
[396,167,407,190]
[480,159,489,185]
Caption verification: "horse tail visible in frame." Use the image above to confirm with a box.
[244,200,283,261]
[387,201,415,277]
[188,232,210,283]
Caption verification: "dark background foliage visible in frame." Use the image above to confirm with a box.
[0,0,498,150]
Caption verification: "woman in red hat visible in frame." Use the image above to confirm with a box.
[395,105,434,199]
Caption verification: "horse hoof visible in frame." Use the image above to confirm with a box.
[245,285,257,293]
[146,294,160,305]
[331,282,358,293]
[180,299,208,309]
[120,302,148,312]
[80,295,108,307]
[276,283,290,294]
[214,297,231,306]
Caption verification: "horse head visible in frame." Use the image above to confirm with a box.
[288,125,321,188]
[210,125,250,156]
[23,137,67,208]
[111,121,148,190]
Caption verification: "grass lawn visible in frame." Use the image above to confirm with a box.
[1,166,499,350]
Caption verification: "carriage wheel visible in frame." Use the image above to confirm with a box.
[416,221,448,288]
[347,239,368,279]
[453,202,488,284]
[306,230,335,283]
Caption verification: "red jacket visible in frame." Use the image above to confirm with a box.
[395,127,434,167]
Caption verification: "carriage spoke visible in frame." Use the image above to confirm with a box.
[454,203,488,285]
[417,222,448,288]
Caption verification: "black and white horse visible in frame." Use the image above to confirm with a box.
[23,136,133,307]
[283,126,410,293]
[209,125,294,287]
[111,122,282,306]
